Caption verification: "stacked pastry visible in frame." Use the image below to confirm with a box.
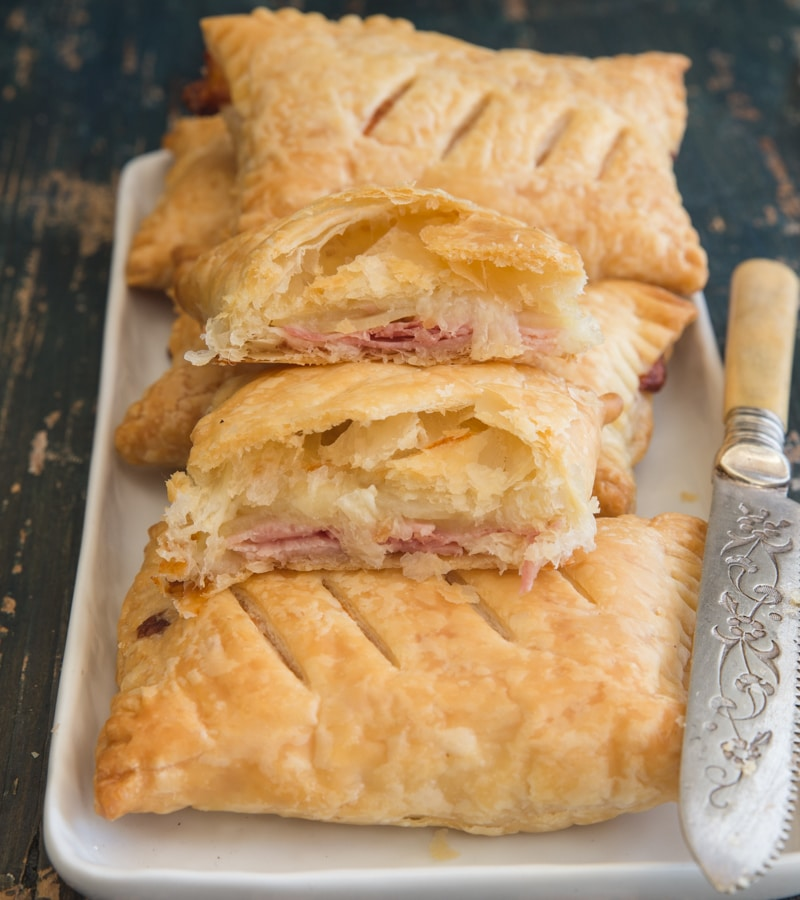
[95,9,708,834]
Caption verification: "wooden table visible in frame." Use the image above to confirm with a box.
[1,1,798,897]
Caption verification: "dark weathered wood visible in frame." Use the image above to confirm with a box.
[1,1,798,897]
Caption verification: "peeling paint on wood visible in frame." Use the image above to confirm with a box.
[5,8,26,32]
[22,171,115,257]
[12,45,35,88]
[706,48,734,92]
[760,135,800,221]
[502,0,529,22]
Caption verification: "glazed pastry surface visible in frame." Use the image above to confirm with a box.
[197,7,707,293]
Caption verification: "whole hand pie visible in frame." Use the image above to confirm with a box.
[95,512,705,829]
[156,362,612,592]
[194,7,707,293]
[175,185,599,367]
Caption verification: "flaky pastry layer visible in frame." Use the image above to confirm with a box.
[125,116,238,292]
[114,282,696,521]
[545,280,697,515]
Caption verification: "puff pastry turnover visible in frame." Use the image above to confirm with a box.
[176,185,599,367]
[197,8,708,293]
[157,362,611,592]
[125,116,237,292]
[95,512,705,829]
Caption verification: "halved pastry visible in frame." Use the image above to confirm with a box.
[195,8,708,293]
[175,185,598,367]
[95,513,706,828]
[157,362,612,593]
[125,116,237,292]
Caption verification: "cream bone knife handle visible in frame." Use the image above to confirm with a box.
[724,259,800,428]
[717,260,800,489]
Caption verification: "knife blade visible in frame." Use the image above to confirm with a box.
[680,258,800,893]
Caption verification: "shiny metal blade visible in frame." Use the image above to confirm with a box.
[680,475,800,893]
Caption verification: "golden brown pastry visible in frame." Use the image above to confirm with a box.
[198,8,708,293]
[125,116,237,292]
[195,10,690,153]
[95,512,706,828]
[113,313,239,470]
[175,185,600,367]
[156,362,612,592]
[545,280,698,515]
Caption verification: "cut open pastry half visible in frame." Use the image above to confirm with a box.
[175,185,598,367]
[157,361,614,593]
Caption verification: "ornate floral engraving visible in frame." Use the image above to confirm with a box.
[704,503,793,808]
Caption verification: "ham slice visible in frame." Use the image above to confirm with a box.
[638,356,667,392]
[228,523,342,566]
[277,320,560,359]
[227,519,543,589]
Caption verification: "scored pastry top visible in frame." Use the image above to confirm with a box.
[197,7,707,293]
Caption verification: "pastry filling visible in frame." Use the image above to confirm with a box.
[638,356,667,392]
[270,319,561,360]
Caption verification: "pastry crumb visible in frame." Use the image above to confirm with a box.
[430,828,460,861]
[28,429,48,475]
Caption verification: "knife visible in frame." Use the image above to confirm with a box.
[680,258,800,893]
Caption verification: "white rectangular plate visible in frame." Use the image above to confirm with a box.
[44,151,800,900]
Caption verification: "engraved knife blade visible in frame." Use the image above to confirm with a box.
[680,259,800,893]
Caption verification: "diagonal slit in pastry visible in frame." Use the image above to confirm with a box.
[531,108,574,168]
[362,79,416,137]
[230,584,308,685]
[321,577,401,668]
[441,94,493,159]
[444,571,515,642]
[174,185,599,367]
[156,361,614,594]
